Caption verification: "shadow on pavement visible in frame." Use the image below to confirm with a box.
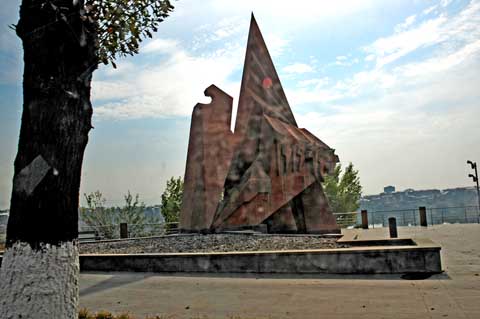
[80,272,154,297]
[80,270,451,284]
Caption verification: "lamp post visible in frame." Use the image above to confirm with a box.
[467,160,480,214]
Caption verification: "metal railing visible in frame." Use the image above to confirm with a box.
[368,208,418,228]
[427,206,480,225]
[2,206,480,243]
[78,222,179,241]
[333,212,358,228]
[353,205,480,229]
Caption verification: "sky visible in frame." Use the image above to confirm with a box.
[0,0,479,208]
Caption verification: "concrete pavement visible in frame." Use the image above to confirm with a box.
[80,224,480,318]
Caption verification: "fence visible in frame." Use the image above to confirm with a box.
[333,212,358,229]
[334,205,480,229]
[78,222,179,241]
[2,206,480,243]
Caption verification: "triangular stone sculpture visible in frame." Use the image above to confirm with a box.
[180,14,340,234]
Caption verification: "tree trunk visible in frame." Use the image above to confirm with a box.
[0,0,97,318]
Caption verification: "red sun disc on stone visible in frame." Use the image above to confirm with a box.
[262,77,273,89]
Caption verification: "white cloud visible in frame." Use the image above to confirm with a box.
[192,17,249,51]
[423,5,437,15]
[297,77,329,88]
[397,39,480,78]
[295,56,480,193]
[441,0,453,7]
[365,1,480,69]
[286,1,480,193]
[208,0,375,25]
[263,33,290,57]
[92,81,135,101]
[91,26,254,120]
[91,9,294,121]
[334,55,359,67]
[366,15,448,68]
[214,17,249,40]
[93,45,243,119]
[282,62,314,74]
[394,14,416,32]
[143,38,179,54]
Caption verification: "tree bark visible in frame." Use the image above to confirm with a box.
[0,0,97,318]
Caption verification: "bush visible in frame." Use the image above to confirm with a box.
[80,191,161,239]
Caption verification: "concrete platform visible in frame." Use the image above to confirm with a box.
[79,224,480,318]
[80,237,441,274]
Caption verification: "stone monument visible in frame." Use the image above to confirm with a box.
[180,15,340,234]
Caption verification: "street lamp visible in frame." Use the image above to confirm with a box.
[467,160,480,214]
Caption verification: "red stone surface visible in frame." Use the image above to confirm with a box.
[180,15,339,234]
[179,85,237,232]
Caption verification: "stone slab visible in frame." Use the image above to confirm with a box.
[79,238,441,274]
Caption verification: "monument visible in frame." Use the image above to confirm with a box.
[180,15,340,234]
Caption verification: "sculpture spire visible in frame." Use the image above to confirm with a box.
[234,14,297,140]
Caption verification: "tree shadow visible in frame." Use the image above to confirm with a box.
[80,270,450,292]
[80,271,154,297]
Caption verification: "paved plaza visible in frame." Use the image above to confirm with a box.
[80,224,480,318]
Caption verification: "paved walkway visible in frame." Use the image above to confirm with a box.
[80,224,480,318]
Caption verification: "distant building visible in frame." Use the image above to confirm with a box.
[360,186,477,212]
[383,185,395,194]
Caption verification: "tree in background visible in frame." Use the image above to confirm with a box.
[0,1,174,318]
[81,191,160,239]
[323,163,362,226]
[161,176,183,223]
[81,191,116,238]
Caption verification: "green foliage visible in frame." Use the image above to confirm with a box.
[80,190,160,239]
[83,0,175,67]
[81,191,116,238]
[323,163,362,228]
[322,163,362,227]
[160,176,183,223]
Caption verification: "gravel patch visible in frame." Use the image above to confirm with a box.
[80,234,349,254]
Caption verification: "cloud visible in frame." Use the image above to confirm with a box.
[397,39,480,78]
[208,0,374,25]
[364,0,480,69]
[297,77,329,88]
[93,44,243,119]
[191,17,249,51]
[334,55,359,67]
[394,14,416,32]
[441,0,453,7]
[91,14,292,120]
[286,1,480,193]
[295,54,480,193]
[143,38,180,54]
[366,15,448,68]
[282,63,314,74]
[423,5,438,15]
[263,33,290,57]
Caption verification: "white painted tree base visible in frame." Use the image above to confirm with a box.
[0,241,79,319]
